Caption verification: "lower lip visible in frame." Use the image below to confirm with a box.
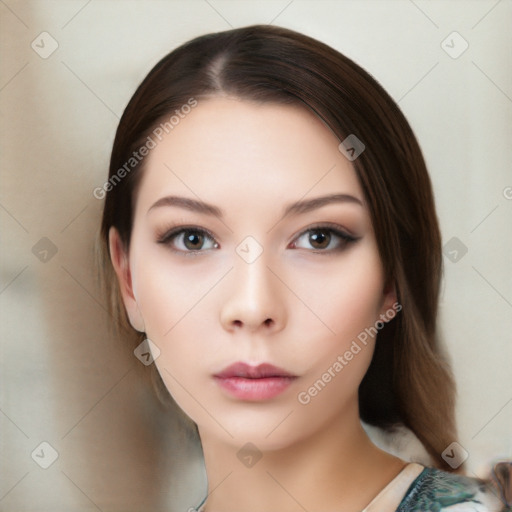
[214,376,297,400]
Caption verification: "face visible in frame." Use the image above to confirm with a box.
[110,97,396,451]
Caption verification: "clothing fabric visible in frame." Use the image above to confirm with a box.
[194,462,507,511]
[368,462,505,511]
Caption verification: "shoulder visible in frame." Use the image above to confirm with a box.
[396,466,505,512]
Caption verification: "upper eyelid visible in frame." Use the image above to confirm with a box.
[294,222,355,238]
[157,224,216,242]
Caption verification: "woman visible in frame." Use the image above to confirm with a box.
[97,25,507,511]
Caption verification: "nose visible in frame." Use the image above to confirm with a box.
[219,252,287,334]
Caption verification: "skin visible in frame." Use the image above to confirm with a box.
[110,97,406,511]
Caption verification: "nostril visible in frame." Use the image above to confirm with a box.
[229,318,275,329]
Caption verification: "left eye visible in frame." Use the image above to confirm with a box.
[290,226,357,252]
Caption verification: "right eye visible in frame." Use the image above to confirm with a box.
[157,227,219,255]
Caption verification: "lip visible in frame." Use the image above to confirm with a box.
[213,362,298,401]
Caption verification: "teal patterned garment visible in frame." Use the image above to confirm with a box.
[396,466,507,512]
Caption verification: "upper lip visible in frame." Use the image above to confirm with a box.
[214,362,296,379]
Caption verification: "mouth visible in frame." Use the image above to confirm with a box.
[213,362,298,401]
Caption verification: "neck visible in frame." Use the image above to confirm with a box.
[197,405,406,512]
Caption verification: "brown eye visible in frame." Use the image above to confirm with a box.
[157,227,219,253]
[183,230,206,250]
[309,229,331,249]
[291,225,358,252]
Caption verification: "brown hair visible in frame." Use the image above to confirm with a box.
[98,24,458,471]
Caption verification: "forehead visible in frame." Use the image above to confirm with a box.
[135,97,364,216]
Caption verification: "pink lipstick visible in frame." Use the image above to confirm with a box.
[213,362,297,401]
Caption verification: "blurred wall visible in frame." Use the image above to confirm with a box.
[1,1,511,510]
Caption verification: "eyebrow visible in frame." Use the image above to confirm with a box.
[148,196,223,217]
[147,193,363,219]
[283,193,363,217]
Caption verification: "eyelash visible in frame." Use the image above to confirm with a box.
[156,223,359,256]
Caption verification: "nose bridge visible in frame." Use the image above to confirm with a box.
[220,240,285,332]
[235,251,271,301]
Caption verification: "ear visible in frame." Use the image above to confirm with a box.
[378,278,399,322]
[109,227,145,332]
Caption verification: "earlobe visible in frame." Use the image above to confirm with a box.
[380,280,399,322]
[108,227,145,332]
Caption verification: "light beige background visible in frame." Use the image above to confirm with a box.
[1,1,511,511]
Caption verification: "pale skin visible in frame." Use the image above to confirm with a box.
[110,97,407,511]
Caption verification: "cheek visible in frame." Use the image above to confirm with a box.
[329,264,385,339]
[289,247,385,343]
[131,248,229,338]
[286,246,385,386]
[129,250,228,410]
